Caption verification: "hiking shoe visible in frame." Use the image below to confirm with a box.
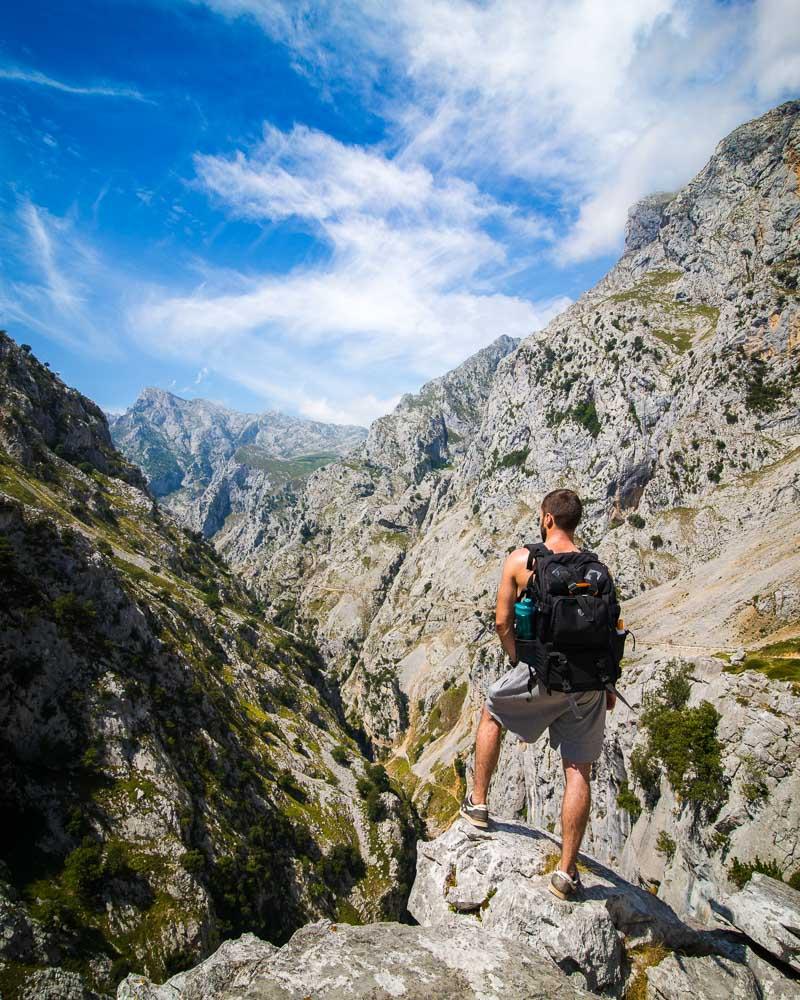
[459,793,489,829]
[548,869,583,901]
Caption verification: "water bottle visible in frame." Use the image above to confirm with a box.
[514,595,536,641]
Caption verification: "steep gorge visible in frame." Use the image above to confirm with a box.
[0,333,417,998]
[248,99,800,909]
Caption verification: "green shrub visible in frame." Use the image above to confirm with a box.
[52,593,97,637]
[744,358,786,413]
[650,534,664,549]
[617,781,642,821]
[320,843,366,889]
[180,849,207,874]
[276,769,307,803]
[633,662,726,813]
[655,831,676,861]
[729,855,784,889]
[331,745,350,767]
[356,763,391,822]
[498,447,530,470]
[572,399,601,438]
[62,841,105,906]
[627,513,645,530]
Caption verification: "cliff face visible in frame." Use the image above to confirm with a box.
[249,101,800,891]
[0,332,416,998]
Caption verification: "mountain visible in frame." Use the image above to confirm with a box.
[248,100,800,912]
[108,390,367,570]
[0,333,416,998]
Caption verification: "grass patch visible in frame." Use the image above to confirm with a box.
[650,327,693,353]
[724,636,800,683]
[624,942,671,1000]
[542,851,561,875]
[644,270,683,286]
[232,448,339,481]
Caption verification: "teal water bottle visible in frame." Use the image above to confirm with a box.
[514,595,536,641]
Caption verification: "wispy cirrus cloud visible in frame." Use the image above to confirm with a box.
[133,124,565,423]
[0,65,152,102]
[0,199,126,361]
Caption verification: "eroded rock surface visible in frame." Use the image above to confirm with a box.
[409,818,696,994]
[119,920,589,1000]
[723,874,800,972]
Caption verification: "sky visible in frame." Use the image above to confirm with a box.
[0,1,798,426]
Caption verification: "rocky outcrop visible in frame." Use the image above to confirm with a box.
[120,818,800,999]
[624,192,674,252]
[119,920,589,999]
[409,818,697,995]
[722,874,800,972]
[0,332,146,490]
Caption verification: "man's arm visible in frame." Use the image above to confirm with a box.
[495,548,529,664]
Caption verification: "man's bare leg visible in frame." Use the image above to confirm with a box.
[559,760,591,875]
[471,706,502,805]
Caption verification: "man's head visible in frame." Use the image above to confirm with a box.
[540,489,583,541]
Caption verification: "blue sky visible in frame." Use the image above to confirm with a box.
[0,0,798,425]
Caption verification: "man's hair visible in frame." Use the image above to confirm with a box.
[541,489,583,532]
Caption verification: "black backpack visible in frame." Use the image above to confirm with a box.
[516,543,626,693]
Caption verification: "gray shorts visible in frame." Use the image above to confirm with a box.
[485,662,607,762]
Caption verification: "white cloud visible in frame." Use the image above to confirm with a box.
[0,200,125,361]
[0,65,151,102]
[195,0,800,261]
[132,123,564,423]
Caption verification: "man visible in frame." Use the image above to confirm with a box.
[460,488,619,902]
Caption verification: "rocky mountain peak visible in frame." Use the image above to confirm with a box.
[0,329,147,489]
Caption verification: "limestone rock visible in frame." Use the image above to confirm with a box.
[645,952,761,1000]
[120,921,590,1000]
[118,933,277,999]
[409,818,696,994]
[723,874,800,972]
[19,966,108,999]
[624,192,674,252]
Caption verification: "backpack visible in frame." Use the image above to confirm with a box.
[515,542,626,694]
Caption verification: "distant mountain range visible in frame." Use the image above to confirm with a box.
[108,389,367,568]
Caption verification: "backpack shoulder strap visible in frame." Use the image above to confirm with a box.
[523,542,554,600]
[524,542,549,570]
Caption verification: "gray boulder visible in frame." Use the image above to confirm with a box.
[646,953,762,999]
[723,874,800,972]
[119,920,589,999]
[408,818,696,993]
[118,933,277,999]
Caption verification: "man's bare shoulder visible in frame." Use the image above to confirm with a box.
[504,546,533,583]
